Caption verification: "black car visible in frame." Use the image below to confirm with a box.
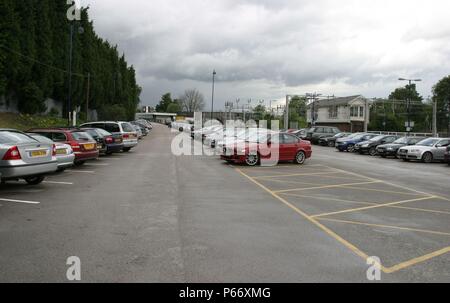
[305,126,341,144]
[377,137,424,158]
[354,135,399,156]
[319,132,351,147]
[80,128,124,155]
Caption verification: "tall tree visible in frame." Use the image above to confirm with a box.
[155,93,173,112]
[432,75,450,134]
[179,89,205,112]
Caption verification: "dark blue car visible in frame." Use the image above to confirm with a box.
[335,133,378,152]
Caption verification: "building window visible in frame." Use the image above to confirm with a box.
[350,106,358,117]
[360,106,364,117]
[329,106,338,119]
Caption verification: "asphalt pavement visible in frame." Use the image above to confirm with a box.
[0,124,448,282]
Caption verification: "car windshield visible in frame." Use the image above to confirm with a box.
[72,132,94,141]
[0,131,37,144]
[351,134,366,140]
[393,137,409,144]
[28,134,54,144]
[416,138,440,147]
[96,129,112,137]
[121,123,135,132]
[369,135,386,142]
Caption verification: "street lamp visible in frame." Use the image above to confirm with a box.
[67,22,84,126]
[398,78,422,134]
[211,70,216,121]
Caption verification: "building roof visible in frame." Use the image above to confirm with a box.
[307,95,362,108]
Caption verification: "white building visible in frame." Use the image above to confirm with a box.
[306,95,371,132]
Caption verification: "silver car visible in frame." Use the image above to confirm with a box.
[398,138,450,163]
[27,133,75,172]
[0,129,58,185]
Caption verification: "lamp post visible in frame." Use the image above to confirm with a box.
[399,78,422,134]
[67,22,84,126]
[211,70,216,121]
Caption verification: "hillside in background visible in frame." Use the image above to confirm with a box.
[0,0,141,121]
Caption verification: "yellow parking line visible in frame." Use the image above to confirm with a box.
[261,178,328,187]
[253,171,337,179]
[316,217,450,237]
[341,185,425,197]
[281,193,375,206]
[235,168,388,273]
[240,164,327,170]
[384,247,450,273]
[311,196,436,218]
[274,181,383,194]
[282,193,450,216]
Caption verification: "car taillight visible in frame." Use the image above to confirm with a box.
[70,141,81,151]
[2,146,22,160]
[123,134,129,139]
[105,137,114,144]
[52,144,57,156]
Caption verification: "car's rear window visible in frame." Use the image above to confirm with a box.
[72,131,94,141]
[29,134,54,144]
[105,123,120,133]
[121,122,135,133]
[0,131,37,144]
[96,129,112,136]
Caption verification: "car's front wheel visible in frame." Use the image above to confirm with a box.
[328,141,335,147]
[74,161,85,166]
[123,147,131,152]
[422,152,433,163]
[245,153,259,166]
[24,176,45,185]
[369,147,377,156]
[295,151,306,165]
[347,144,355,152]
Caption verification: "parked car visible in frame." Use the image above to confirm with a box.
[205,128,241,148]
[397,138,450,163]
[80,121,138,152]
[335,133,377,152]
[171,120,193,132]
[319,132,351,147]
[354,135,399,156]
[0,129,58,185]
[221,132,312,166]
[80,128,123,155]
[305,126,341,144]
[377,137,424,158]
[130,122,148,137]
[289,129,307,139]
[27,133,74,172]
[445,146,450,166]
[131,124,143,140]
[132,121,151,134]
[192,125,223,141]
[216,128,276,152]
[27,128,99,166]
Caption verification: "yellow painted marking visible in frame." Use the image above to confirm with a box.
[317,218,450,237]
[273,181,382,194]
[260,178,329,187]
[281,193,375,206]
[240,164,327,170]
[342,185,425,197]
[253,171,338,179]
[311,196,436,218]
[282,193,450,216]
[235,168,388,273]
[384,247,450,273]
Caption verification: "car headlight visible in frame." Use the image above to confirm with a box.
[410,149,420,153]
[362,144,369,148]
[386,147,393,151]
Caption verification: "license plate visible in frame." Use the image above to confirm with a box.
[83,144,95,150]
[56,149,67,155]
[31,150,47,157]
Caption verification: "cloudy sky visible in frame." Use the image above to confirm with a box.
[82,0,450,109]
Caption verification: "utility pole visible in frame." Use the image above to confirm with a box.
[86,72,90,122]
[284,95,290,130]
[68,23,74,126]
[211,70,216,121]
[399,78,422,135]
[432,97,437,137]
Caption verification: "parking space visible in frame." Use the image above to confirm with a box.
[235,164,450,274]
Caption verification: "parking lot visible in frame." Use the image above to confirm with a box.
[0,124,448,282]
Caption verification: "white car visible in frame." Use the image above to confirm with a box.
[192,125,223,141]
[171,120,193,133]
[398,138,450,163]
[205,128,243,148]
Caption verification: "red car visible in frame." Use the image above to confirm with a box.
[221,132,312,166]
[27,128,99,166]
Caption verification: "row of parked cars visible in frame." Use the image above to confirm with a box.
[301,126,450,165]
[170,124,313,166]
[0,119,153,185]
